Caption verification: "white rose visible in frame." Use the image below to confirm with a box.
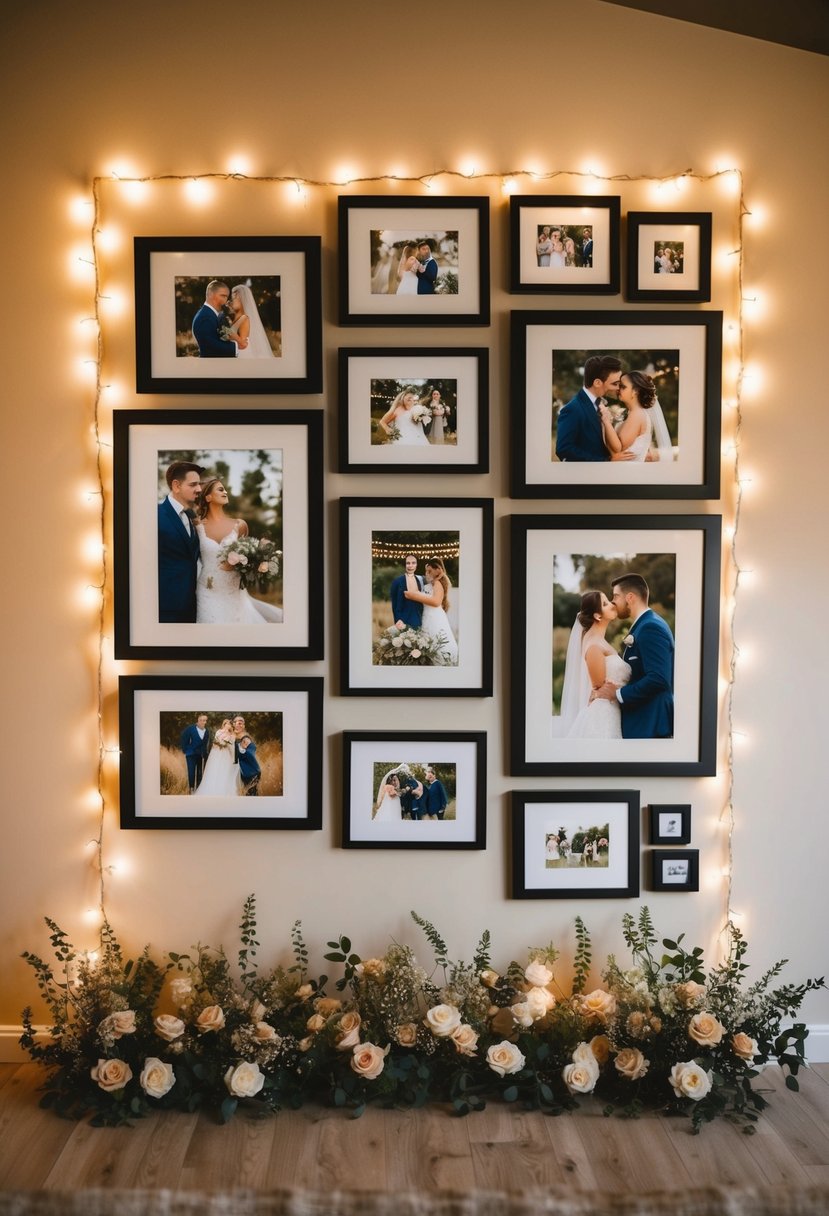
[99,1010,136,1038]
[154,1014,185,1042]
[562,1055,599,1094]
[669,1061,713,1101]
[91,1058,133,1092]
[614,1047,649,1081]
[424,1004,462,1038]
[139,1057,175,1099]
[732,1032,759,1062]
[486,1041,526,1077]
[524,960,553,987]
[224,1061,265,1098]
[510,1002,534,1028]
[572,1041,597,1064]
[688,1012,725,1047]
[350,1042,389,1080]
[452,1024,479,1056]
[526,986,556,1019]
[169,977,193,1007]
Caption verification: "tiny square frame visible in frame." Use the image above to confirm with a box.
[650,849,699,891]
[626,212,712,303]
[648,804,692,845]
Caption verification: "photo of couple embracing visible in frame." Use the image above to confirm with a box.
[370,536,460,668]
[176,276,281,360]
[553,561,675,742]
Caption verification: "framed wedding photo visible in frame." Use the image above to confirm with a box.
[113,410,324,661]
[626,212,712,304]
[338,347,489,474]
[134,236,323,394]
[510,514,721,777]
[338,196,490,326]
[511,310,722,499]
[339,497,494,697]
[509,195,620,295]
[648,803,692,845]
[650,849,699,892]
[512,791,639,899]
[119,675,323,831]
[342,731,486,850]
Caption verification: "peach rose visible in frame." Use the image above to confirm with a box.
[350,1042,389,1080]
[139,1057,175,1098]
[480,969,500,988]
[424,1004,462,1038]
[253,1021,278,1042]
[486,1041,526,1077]
[451,1024,479,1056]
[315,997,343,1017]
[688,1012,725,1047]
[669,1061,712,1101]
[99,1010,136,1039]
[589,1035,611,1065]
[335,1010,362,1050]
[579,989,617,1021]
[524,960,553,987]
[297,1037,314,1052]
[396,1022,419,1047]
[675,981,707,1008]
[155,1014,186,1041]
[224,1061,265,1098]
[91,1058,132,1092]
[732,1032,759,1062]
[614,1047,649,1081]
[196,1005,225,1034]
[295,983,313,1000]
[306,1013,326,1033]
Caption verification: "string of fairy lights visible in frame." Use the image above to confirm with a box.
[76,163,756,951]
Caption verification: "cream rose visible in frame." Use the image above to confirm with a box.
[562,1058,599,1095]
[350,1042,389,1080]
[486,1041,526,1077]
[669,1061,712,1101]
[451,1024,479,1056]
[424,1004,462,1038]
[139,1057,175,1099]
[99,1010,137,1039]
[579,989,617,1021]
[526,986,556,1018]
[91,1058,133,1092]
[196,1005,225,1034]
[396,1022,419,1047]
[335,1010,362,1050]
[675,981,707,1008]
[154,1014,186,1042]
[732,1032,759,1062]
[589,1035,611,1065]
[315,997,342,1017]
[524,960,553,988]
[688,1012,725,1047]
[306,1013,326,1033]
[480,969,500,989]
[614,1047,649,1081]
[253,1021,278,1042]
[510,1001,534,1028]
[224,1060,265,1098]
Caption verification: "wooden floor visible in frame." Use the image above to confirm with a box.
[1,1061,828,1193]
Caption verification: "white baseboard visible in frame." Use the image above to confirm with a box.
[3,1023,829,1064]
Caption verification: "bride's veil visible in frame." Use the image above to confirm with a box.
[377,766,402,805]
[231,283,274,358]
[553,619,590,737]
[650,396,674,462]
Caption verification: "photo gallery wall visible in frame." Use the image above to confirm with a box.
[118,191,720,892]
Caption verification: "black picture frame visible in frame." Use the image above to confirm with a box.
[119,675,323,830]
[648,803,692,845]
[510,513,721,777]
[626,212,713,303]
[339,497,494,697]
[650,849,700,892]
[509,195,621,295]
[342,731,487,850]
[338,347,489,474]
[511,791,639,899]
[113,409,324,661]
[134,236,323,394]
[338,196,490,326]
[511,309,722,499]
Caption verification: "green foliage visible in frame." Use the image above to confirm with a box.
[572,917,592,995]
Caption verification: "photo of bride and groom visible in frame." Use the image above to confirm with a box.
[372,378,456,447]
[535,223,593,269]
[370,230,459,296]
[159,710,283,798]
[552,556,675,741]
[552,351,679,464]
[174,275,282,360]
[157,448,283,627]
[371,762,456,823]
[371,537,460,667]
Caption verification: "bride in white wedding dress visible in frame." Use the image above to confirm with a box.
[403,558,459,665]
[226,284,276,359]
[373,771,402,822]
[599,371,673,463]
[195,477,284,625]
[195,718,241,798]
[556,590,631,739]
[395,244,420,295]
[378,388,430,446]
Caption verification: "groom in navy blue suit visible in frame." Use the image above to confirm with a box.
[158,461,203,623]
[555,354,635,463]
[180,713,211,792]
[192,281,247,358]
[415,242,438,294]
[390,554,424,629]
[594,573,675,739]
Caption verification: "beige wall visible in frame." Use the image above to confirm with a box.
[3,1,828,1044]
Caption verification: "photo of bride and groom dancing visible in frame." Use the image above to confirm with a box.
[554,570,674,742]
[176,276,282,360]
[157,453,284,627]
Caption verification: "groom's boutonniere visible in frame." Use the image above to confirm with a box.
[622,633,635,647]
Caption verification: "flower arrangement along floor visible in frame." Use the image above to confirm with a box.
[19,902,824,1131]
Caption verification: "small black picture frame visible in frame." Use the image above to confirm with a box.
[648,804,692,845]
[650,849,699,892]
[509,194,621,295]
[626,212,712,303]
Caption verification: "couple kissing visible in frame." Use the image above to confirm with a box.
[555,354,673,464]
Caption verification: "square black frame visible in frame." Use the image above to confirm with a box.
[509,195,621,295]
[134,236,323,394]
[626,212,712,303]
[648,803,692,845]
[512,790,640,899]
[650,849,700,892]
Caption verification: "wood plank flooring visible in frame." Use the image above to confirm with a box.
[0,1062,827,1193]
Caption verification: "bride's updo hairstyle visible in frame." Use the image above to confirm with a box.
[425,557,451,612]
[197,476,224,520]
[577,589,604,632]
[625,370,657,408]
